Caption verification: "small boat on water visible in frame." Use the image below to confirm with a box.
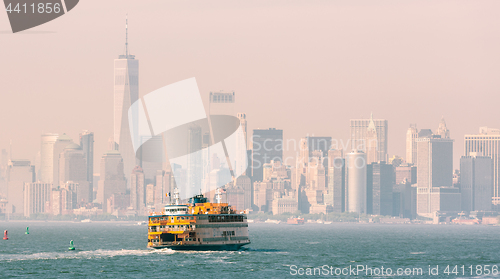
[287,217,305,225]
[81,219,91,223]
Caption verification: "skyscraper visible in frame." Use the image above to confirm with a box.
[139,134,164,184]
[114,17,139,187]
[325,149,345,212]
[155,170,172,206]
[416,137,454,189]
[235,175,252,210]
[39,133,58,183]
[436,117,450,139]
[209,91,235,116]
[130,165,145,213]
[305,137,332,157]
[416,136,456,216]
[367,162,393,216]
[460,153,493,212]
[418,129,433,138]
[187,125,202,195]
[350,114,388,162]
[79,131,94,198]
[345,150,367,213]
[24,182,51,217]
[52,134,74,188]
[207,90,239,187]
[52,181,78,215]
[7,159,35,215]
[406,124,418,165]
[237,113,247,148]
[395,164,417,185]
[58,143,90,205]
[146,184,155,206]
[96,151,126,212]
[0,149,8,199]
[464,127,500,205]
[236,113,248,176]
[366,118,378,164]
[252,128,283,182]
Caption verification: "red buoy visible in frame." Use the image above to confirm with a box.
[3,230,8,240]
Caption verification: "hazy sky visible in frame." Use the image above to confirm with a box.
[1,0,499,172]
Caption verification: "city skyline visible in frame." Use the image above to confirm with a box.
[1,1,499,172]
[0,6,498,220]
[3,2,500,276]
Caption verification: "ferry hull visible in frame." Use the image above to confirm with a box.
[150,242,250,251]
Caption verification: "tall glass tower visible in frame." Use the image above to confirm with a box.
[114,16,138,185]
[350,114,388,162]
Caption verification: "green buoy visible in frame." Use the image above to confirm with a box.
[69,240,75,251]
[25,227,29,235]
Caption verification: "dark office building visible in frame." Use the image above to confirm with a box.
[460,154,493,212]
[367,162,393,215]
[252,128,283,182]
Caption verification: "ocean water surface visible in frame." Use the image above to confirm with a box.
[0,222,499,278]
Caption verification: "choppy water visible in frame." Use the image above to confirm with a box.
[0,222,499,278]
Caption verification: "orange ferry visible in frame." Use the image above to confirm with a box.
[148,189,250,250]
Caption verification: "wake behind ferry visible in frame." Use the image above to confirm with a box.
[147,189,250,250]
